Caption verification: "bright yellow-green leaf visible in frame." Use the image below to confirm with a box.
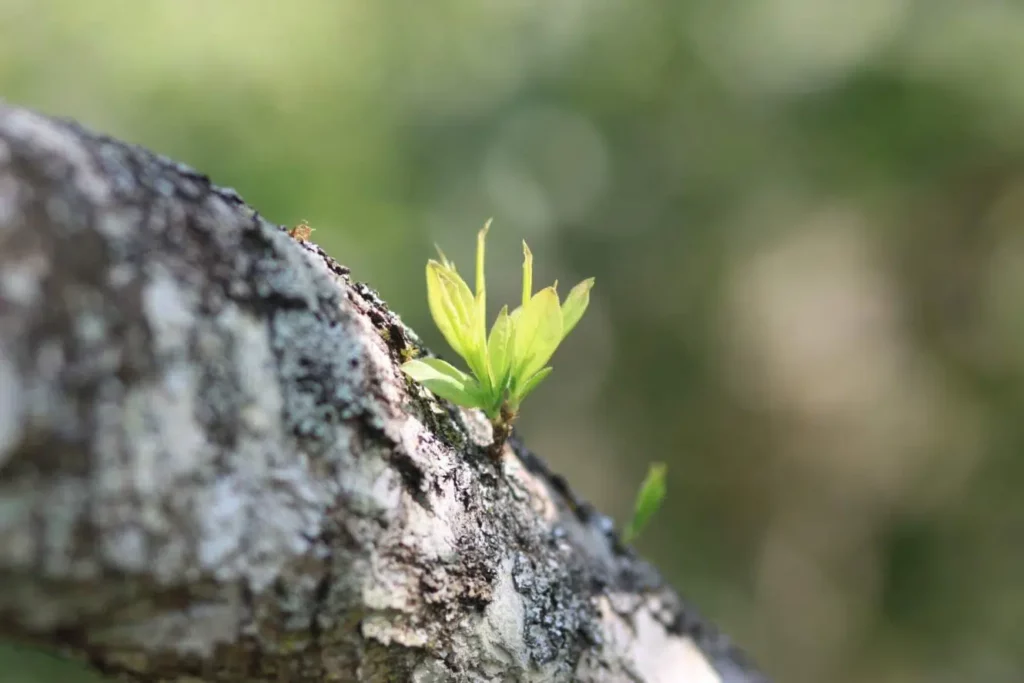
[560,278,594,340]
[487,305,514,393]
[463,302,490,394]
[510,367,552,409]
[623,463,667,543]
[521,240,533,308]
[476,220,490,301]
[474,221,491,357]
[401,358,485,409]
[511,287,563,388]
[426,261,478,360]
[416,357,473,381]
[425,263,461,356]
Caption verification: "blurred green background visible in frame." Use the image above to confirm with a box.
[3,1,1024,681]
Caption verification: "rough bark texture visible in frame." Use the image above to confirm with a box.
[0,102,769,683]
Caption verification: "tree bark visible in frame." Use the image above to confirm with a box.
[0,102,769,683]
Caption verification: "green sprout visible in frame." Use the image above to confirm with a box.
[623,463,667,543]
[401,220,594,455]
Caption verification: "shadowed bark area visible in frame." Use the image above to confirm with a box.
[0,102,769,683]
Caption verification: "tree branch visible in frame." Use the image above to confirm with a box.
[0,102,769,683]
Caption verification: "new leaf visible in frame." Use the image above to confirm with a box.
[426,261,489,389]
[560,277,595,340]
[624,463,667,543]
[511,287,563,392]
[487,305,514,407]
[401,358,486,410]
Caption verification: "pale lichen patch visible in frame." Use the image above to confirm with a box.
[0,253,48,307]
[361,557,419,613]
[504,454,559,524]
[96,206,144,241]
[0,348,22,465]
[142,267,197,358]
[123,367,207,494]
[100,526,149,574]
[0,171,17,227]
[197,477,250,573]
[586,594,724,683]
[633,604,722,683]
[0,490,35,567]
[476,556,528,669]
[336,441,403,517]
[0,108,111,204]
[360,614,429,649]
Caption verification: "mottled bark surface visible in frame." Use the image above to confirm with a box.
[0,102,769,683]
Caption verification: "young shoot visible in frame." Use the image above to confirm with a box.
[401,220,594,455]
[623,463,667,543]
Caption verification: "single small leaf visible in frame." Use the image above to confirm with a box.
[411,357,473,383]
[436,267,476,331]
[623,463,668,543]
[511,287,563,385]
[426,262,467,349]
[401,358,485,409]
[505,305,524,396]
[469,288,490,383]
[474,221,491,359]
[487,305,514,395]
[521,240,533,308]
[426,262,480,363]
[560,277,594,340]
[462,324,491,398]
[476,220,491,301]
[509,366,552,409]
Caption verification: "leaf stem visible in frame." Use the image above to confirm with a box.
[487,401,517,459]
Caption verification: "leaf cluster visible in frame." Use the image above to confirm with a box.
[402,222,664,540]
[401,221,593,421]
